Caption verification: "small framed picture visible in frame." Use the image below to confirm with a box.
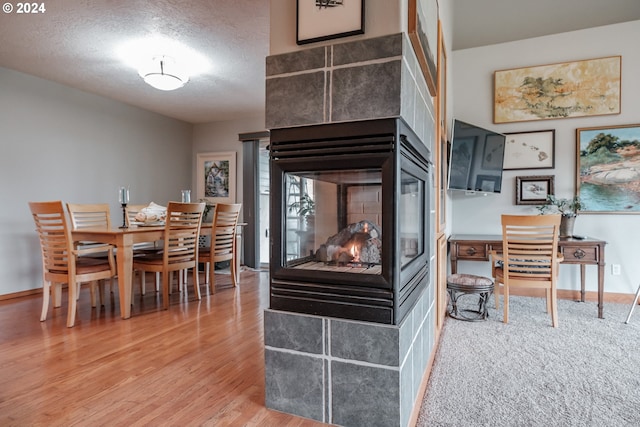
[297,0,365,45]
[516,175,554,205]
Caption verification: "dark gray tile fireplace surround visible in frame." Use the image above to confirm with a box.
[264,33,437,426]
[265,285,435,427]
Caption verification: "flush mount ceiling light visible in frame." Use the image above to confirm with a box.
[138,55,189,91]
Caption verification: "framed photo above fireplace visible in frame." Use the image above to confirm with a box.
[296,0,365,45]
[196,151,236,205]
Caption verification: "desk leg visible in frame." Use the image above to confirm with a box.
[116,235,133,319]
[580,264,586,303]
[450,244,458,275]
[598,260,605,319]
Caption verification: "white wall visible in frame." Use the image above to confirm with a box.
[451,20,640,295]
[0,67,193,295]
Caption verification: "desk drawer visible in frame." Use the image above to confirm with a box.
[454,243,490,261]
[561,245,599,263]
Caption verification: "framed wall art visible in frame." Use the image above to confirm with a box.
[503,129,555,170]
[436,19,447,141]
[516,175,554,205]
[577,123,640,213]
[435,20,447,234]
[196,151,236,204]
[494,56,621,124]
[408,0,438,96]
[296,0,365,45]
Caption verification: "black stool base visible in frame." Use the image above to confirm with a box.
[446,275,494,322]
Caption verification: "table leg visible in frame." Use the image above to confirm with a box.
[116,234,133,319]
[235,234,241,283]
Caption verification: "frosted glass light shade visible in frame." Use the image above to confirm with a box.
[138,55,189,91]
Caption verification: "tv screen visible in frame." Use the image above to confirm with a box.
[448,119,506,193]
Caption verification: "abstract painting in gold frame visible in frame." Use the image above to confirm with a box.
[494,56,621,124]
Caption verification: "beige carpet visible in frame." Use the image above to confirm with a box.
[417,296,640,426]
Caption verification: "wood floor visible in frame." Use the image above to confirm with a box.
[0,271,329,426]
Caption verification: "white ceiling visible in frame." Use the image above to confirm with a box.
[1,1,639,124]
[0,0,269,124]
[452,0,640,50]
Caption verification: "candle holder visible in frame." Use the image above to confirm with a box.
[119,187,129,228]
[119,203,128,228]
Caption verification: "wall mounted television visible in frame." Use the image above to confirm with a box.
[447,119,506,194]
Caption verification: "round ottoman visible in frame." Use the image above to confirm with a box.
[446,273,494,321]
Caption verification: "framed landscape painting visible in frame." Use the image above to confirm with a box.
[577,124,640,213]
[494,56,621,124]
[197,152,236,204]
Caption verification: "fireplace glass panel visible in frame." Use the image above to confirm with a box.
[284,169,383,276]
[400,170,424,267]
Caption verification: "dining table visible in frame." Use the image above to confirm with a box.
[72,223,213,319]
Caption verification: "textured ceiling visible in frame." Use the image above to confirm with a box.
[1,1,638,124]
[0,0,269,124]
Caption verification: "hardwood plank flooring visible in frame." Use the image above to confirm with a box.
[0,271,329,426]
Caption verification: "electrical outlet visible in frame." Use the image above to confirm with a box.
[612,264,621,275]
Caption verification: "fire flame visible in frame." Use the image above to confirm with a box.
[350,244,360,262]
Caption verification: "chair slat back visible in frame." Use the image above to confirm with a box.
[66,203,113,255]
[502,214,561,280]
[164,202,205,267]
[29,201,72,274]
[211,203,242,260]
[66,203,111,229]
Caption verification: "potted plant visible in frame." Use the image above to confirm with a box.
[537,195,582,237]
[288,193,315,228]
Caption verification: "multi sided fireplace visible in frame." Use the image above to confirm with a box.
[269,118,431,325]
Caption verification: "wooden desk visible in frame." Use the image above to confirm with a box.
[448,234,607,318]
[73,224,211,320]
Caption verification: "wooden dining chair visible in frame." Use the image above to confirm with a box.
[491,214,563,327]
[198,203,242,293]
[125,204,162,295]
[66,202,115,302]
[29,201,117,327]
[132,202,205,309]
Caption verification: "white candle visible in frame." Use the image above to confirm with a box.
[119,187,129,204]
